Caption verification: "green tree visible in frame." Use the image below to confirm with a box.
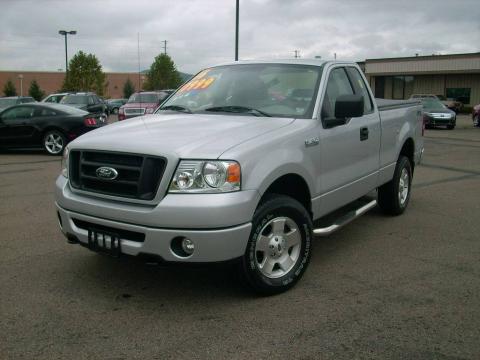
[62,51,106,95]
[28,80,45,101]
[144,53,182,90]
[123,78,135,98]
[3,79,17,96]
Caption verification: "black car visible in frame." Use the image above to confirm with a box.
[0,96,36,111]
[106,98,127,114]
[0,103,106,155]
[60,93,107,116]
[421,98,456,130]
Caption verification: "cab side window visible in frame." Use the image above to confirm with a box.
[346,67,373,114]
[321,68,354,121]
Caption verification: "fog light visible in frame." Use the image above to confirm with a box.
[181,238,195,255]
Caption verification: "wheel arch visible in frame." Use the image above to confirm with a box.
[399,137,415,172]
[259,173,313,219]
[42,126,68,139]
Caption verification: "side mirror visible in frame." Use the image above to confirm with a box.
[334,94,364,119]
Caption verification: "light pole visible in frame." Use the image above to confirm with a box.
[58,30,77,74]
[18,74,23,96]
[235,0,239,61]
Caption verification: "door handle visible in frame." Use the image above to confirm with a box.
[360,127,369,141]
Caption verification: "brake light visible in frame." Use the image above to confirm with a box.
[118,107,126,120]
[84,118,97,126]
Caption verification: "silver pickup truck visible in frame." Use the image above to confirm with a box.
[55,60,424,294]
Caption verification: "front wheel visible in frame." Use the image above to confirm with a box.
[43,130,66,155]
[377,155,412,215]
[239,194,312,295]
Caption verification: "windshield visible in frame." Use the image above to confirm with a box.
[160,64,323,118]
[61,95,88,105]
[422,99,447,111]
[0,98,17,107]
[128,93,159,103]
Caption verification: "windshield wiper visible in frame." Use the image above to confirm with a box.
[205,106,271,117]
[159,105,192,114]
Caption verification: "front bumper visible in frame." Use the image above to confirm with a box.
[425,116,456,126]
[55,176,259,262]
[56,203,252,262]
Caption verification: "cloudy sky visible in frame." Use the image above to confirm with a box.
[1,0,478,74]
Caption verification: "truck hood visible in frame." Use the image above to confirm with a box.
[69,113,294,159]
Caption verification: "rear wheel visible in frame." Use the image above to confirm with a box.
[43,130,66,155]
[239,194,312,295]
[378,155,412,215]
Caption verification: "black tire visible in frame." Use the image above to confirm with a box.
[377,155,412,216]
[43,130,67,155]
[239,194,312,295]
[447,124,455,130]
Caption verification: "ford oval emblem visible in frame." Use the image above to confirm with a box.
[96,166,118,180]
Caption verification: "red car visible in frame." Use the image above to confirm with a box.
[473,104,480,127]
[118,90,173,120]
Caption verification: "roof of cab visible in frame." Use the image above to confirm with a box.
[211,59,357,68]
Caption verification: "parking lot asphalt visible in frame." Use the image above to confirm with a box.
[1,115,479,359]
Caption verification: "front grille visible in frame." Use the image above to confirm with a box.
[72,218,145,242]
[124,108,145,115]
[69,150,166,200]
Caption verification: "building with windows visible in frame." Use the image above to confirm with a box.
[363,52,480,106]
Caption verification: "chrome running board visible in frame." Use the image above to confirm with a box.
[313,199,377,236]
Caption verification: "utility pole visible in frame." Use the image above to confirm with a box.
[235,0,239,61]
[294,50,300,58]
[18,74,23,96]
[137,33,141,90]
[162,40,168,55]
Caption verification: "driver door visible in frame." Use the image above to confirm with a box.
[316,66,380,215]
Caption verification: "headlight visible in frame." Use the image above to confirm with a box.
[61,146,69,178]
[169,160,240,193]
[145,108,154,114]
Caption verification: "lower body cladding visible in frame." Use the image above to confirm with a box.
[56,204,252,262]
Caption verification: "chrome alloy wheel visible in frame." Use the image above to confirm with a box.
[398,167,410,206]
[254,216,302,279]
[44,133,64,154]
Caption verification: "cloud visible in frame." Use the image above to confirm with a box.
[0,0,478,74]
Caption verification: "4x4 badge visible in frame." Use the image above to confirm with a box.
[305,137,319,147]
